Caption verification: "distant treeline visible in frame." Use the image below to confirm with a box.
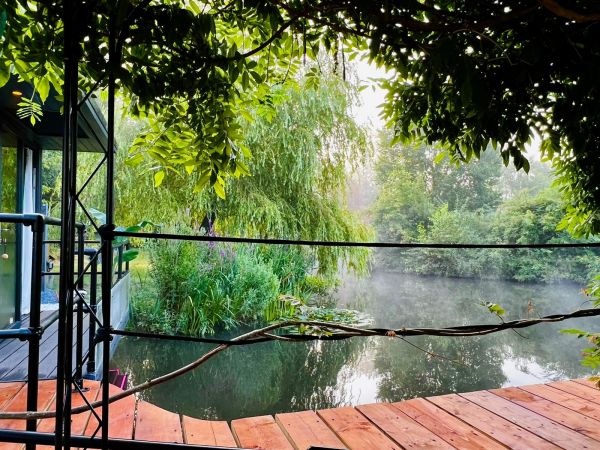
[373,138,600,284]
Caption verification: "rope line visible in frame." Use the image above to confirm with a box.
[113,230,600,249]
[1,307,599,420]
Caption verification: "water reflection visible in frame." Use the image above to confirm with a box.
[111,272,599,420]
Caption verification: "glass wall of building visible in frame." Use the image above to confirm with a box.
[0,144,18,327]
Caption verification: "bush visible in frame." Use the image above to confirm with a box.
[130,233,321,335]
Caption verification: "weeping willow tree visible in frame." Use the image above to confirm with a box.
[105,73,372,276]
[210,77,372,274]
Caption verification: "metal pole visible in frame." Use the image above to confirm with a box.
[25,217,44,450]
[74,226,85,387]
[56,1,79,447]
[86,250,97,377]
[100,12,117,449]
[117,244,123,279]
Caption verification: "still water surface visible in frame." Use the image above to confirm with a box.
[111,272,598,420]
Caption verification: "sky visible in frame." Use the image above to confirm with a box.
[353,58,390,131]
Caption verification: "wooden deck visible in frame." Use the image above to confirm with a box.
[0,312,89,382]
[1,379,600,449]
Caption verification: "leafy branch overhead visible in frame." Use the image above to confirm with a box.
[2,1,600,230]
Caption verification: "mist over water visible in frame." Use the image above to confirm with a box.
[111,269,598,421]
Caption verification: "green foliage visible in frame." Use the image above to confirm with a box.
[565,279,600,378]
[4,1,600,233]
[560,329,600,371]
[482,302,505,319]
[15,95,42,125]
[209,78,373,276]
[130,228,334,335]
[376,136,502,213]
[373,138,599,284]
[107,78,372,278]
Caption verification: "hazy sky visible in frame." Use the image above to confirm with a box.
[353,58,390,130]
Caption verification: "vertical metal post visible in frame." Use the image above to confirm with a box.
[100,14,118,449]
[86,251,97,377]
[74,226,85,387]
[117,244,123,280]
[25,217,43,450]
[56,1,79,447]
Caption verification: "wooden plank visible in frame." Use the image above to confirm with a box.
[275,410,346,450]
[182,416,237,448]
[394,398,507,450]
[461,390,600,449]
[0,380,57,450]
[317,406,401,450]
[429,394,560,450]
[357,403,452,449]
[231,415,295,450]
[0,325,60,381]
[135,400,183,443]
[520,384,600,421]
[38,316,90,380]
[574,378,600,389]
[0,339,28,377]
[490,386,600,442]
[83,384,134,440]
[549,380,600,404]
[36,379,102,450]
[0,313,89,382]
[0,383,25,410]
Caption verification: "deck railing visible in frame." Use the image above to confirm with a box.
[0,212,130,444]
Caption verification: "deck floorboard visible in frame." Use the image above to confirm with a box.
[520,383,600,421]
[357,402,453,449]
[182,416,237,447]
[492,386,600,440]
[231,415,295,450]
[462,389,600,449]
[0,312,92,382]
[318,406,401,450]
[0,379,599,449]
[393,397,507,450]
[276,410,345,450]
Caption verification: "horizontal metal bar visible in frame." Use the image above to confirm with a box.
[113,230,600,249]
[43,240,100,244]
[41,271,104,276]
[0,213,84,229]
[0,328,35,340]
[40,310,60,332]
[0,429,249,450]
[0,214,37,226]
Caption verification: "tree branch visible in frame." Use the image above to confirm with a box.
[538,0,600,22]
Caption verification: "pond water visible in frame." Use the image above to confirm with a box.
[111,272,599,421]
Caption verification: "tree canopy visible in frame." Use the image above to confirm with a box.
[2,1,600,232]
